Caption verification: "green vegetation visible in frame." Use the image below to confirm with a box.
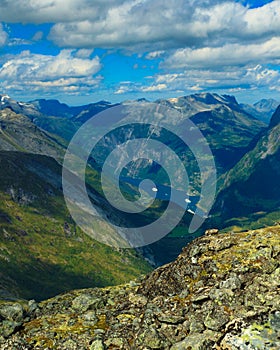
[0,151,151,301]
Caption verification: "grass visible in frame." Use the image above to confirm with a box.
[0,151,151,301]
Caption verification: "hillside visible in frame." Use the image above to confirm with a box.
[0,150,151,301]
[0,105,154,301]
[212,105,280,230]
[0,108,64,161]
[0,225,279,349]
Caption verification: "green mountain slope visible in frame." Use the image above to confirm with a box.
[0,151,151,301]
[212,106,280,230]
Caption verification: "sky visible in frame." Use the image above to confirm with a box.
[0,0,279,105]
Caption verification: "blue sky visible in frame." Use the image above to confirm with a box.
[0,0,279,105]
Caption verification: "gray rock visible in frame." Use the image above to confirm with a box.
[72,294,103,312]
[171,333,215,350]
[90,339,105,350]
[219,274,241,290]
[0,303,24,322]
[204,307,229,331]
[0,321,21,338]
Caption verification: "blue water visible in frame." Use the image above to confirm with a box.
[120,176,202,215]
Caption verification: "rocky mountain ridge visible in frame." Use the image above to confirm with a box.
[0,108,64,161]
[0,225,279,349]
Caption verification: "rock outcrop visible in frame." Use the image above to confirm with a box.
[0,225,279,349]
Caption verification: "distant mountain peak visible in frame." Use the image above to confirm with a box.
[0,94,11,102]
[253,98,279,109]
[189,92,238,106]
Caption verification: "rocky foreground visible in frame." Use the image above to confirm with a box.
[0,226,280,349]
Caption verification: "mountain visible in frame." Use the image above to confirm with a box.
[71,100,117,123]
[0,94,41,119]
[0,107,152,300]
[0,95,115,142]
[30,99,114,121]
[0,150,151,301]
[0,108,64,160]
[185,94,266,172]
[0,93,274,266]
[212,104,280,230]
[28,99,115,142]
[3,93,266,176]
[1,224,279,348]
[163,94,266,172]
[0,104,194,268]
[30,99,85,119]
[111,93,266,194]
[241,98,279,124]
[0,96,114,121]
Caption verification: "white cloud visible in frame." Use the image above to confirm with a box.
[244,1,280,36]
[1,0,278,51]
[141,83,167,92]
[32,31,44,41]
[164,37,280,69]
[48,1,280,52]
[114,87,129,95]
[0,23,8,46]
[75,49,94,58]
[149,64,280,93]
[8,38,32,46]
[0,50,102,95]
[0,0,279,102]
[0,0,115,23]
[146,51,165,60]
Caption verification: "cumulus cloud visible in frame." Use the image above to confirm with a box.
[115,86,129,95]
[48,1,280,51]
[0,0,279,101]
[47,0,236,49]
[163,37,280,69]
[0,23,8,46]
[0,50,102,95]
[114,62,280,97]
[0,0,119,23]
[141,83,167,92]
[146,51,165,60]
[1,0,278,51]
[149,64,280,93]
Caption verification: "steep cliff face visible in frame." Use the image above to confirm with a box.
[213,109,280,226]
[1,225,279,349]
[269,104,280,129]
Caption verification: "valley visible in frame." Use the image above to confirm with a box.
[0,92,279,298]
